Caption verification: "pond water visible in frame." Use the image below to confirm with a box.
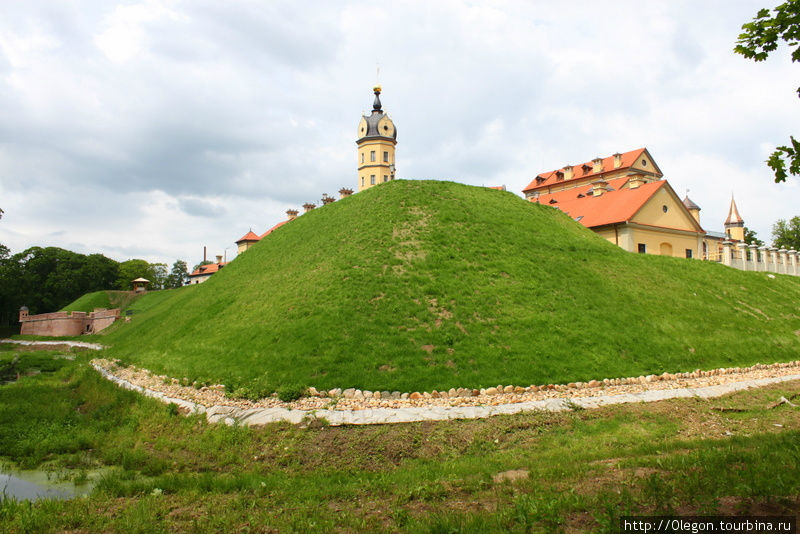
[0,468,97,502]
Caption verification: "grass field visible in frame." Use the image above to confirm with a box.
[88,180,800,396]
[1,348,799,532]
[60,290,144,313]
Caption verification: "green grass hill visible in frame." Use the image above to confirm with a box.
[61,290,143,313]
[99,180,800,394]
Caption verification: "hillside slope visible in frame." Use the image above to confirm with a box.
[61,290,143,313]
[101,180,800,393]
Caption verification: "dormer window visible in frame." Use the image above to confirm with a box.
[555,171,564,181]
[582,164,591,174]
[535,175,546,184]
[549,198,558,204]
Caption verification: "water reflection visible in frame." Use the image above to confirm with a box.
[0,469,94,502]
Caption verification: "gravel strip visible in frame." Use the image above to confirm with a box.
[89,358,800,426]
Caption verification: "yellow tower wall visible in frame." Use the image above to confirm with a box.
[357,138,396,191]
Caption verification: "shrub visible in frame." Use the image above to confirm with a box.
[277,383,306,402]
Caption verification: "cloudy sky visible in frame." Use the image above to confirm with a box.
[1,0,798,265]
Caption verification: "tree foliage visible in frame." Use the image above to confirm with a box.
[0,247,118,326]
[734,0,800,182]
[744,226,765,246]
[771,215,800,249]
[166,260,189,289]
[116,259,156,290]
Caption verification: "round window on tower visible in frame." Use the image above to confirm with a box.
[662,205,668,213]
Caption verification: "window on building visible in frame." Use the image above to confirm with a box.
[361,153,364,164]
[685,249,693,259]
[370,175,375,185]
[638,243,646,254]
[383,151,389,162]
[361,177,365,187]
[383,175,388,182]
[370,151,376,162]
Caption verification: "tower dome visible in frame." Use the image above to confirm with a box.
[356,86,397,192]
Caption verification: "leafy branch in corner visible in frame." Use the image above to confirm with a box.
[734,0,800,182]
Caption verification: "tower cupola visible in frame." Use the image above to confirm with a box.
[724,196,745,241]
[356,86,397,192]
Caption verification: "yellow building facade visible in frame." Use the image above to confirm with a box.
[357,86,397,191]
[524,148,707,259]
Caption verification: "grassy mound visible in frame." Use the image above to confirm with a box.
[61,290,142,313]
[100,180,800,393]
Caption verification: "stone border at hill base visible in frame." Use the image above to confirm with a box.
[89,359,800,427]
[4,339,800,426]
[90,363,800,426]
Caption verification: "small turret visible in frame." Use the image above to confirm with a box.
[724,196,745,241]
[683,195,701,225]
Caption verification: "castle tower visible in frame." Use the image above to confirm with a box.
[724,196,745,241]
[356,86,397,192]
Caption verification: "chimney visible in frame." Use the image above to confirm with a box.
[613,152,622,169]
[563,165,574,180]
[321,194,335,205]
[286,209,299,221]
[216,255,223,264]
[339,187,354,198]
[591,179,610,197]
[627,175,645,189]
[592,157,603,173]
[19,306,29,322]
[303,202,316,213]
[203,246,207,263]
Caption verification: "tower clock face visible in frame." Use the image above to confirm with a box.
[357,118,368,138]
[377,116,394,138]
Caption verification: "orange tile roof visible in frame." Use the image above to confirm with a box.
[189,262,228,277]
[529,176,666,228]
[259,219,289,239]
[236,230,261,243]
[522,148,649,193]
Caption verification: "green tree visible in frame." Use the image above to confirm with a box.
[744,226,765,246]
[0,247,119,326]
[734,0,800,182]
[166,260,189,288]
[0,207,7,261]
[116,259,156,290]
[771,215,800,249]
[150,263,168,290]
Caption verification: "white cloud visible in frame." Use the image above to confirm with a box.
[0,0,798,265]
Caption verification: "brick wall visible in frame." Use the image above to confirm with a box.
[19,308,121,336]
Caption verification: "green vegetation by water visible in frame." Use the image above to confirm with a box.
[1,349,799,532]
[95,180,800,394]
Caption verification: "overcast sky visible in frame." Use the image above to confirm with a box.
[1,0,798,265]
